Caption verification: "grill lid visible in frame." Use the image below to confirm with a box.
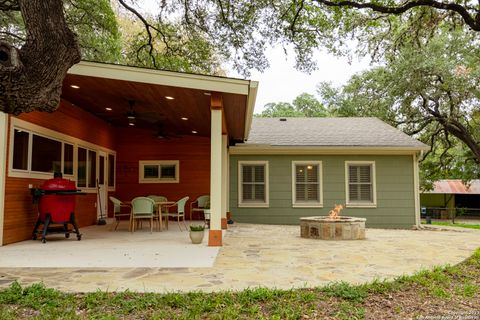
[40,178,77,191]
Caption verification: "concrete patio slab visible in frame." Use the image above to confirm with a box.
[0,223,479,293]
[0,222,219,268]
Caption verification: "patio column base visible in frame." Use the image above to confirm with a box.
[221,218,227,230]
[208,230,222,246]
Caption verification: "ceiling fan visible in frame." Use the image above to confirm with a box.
[126,100,137,125]
[124,99,163,126]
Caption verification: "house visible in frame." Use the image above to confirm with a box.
[421,179,480,218]
[229,118,429,228]
[0,62,428,247]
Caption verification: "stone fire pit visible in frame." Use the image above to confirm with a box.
[300,216,366,240]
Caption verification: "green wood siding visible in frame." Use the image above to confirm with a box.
[230,155,416,228]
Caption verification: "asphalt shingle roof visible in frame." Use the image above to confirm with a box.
[244,117,428,149]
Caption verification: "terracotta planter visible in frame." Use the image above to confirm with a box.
[189,230,205,244]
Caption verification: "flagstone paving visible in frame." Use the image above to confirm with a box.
[0,223,479,293]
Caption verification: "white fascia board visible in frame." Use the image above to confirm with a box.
[68,61,251,95]
[230,145,429,155]
[244,81,258,140]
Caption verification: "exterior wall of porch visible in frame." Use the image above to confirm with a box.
[2,101,116,245]
[114,127,210,219]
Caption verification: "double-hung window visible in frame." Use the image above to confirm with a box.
[238,161,269,207]
[345,161,376,207]
[292,161,322,207]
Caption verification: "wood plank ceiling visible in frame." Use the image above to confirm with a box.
[61,74,248,142]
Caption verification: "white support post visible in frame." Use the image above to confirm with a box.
[226,144,230,217]
[209,107,223,246]
[413,153,421,228]
[221,134,228,229]
[0,112,8,246]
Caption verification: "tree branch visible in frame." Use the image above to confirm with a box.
[314,0,480,31]
[0,31,25,42]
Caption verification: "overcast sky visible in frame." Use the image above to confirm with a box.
[137,1,370,114]
[233,47,370,114]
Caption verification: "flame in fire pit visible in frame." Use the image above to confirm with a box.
[328,204,344,219]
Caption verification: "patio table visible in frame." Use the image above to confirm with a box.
[124,200,175,232]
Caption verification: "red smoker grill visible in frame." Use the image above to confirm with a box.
[31,178,85,243]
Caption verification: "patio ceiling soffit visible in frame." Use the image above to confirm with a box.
[65,61,258,143]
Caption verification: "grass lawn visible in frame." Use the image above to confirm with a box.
[0,248,479,319]
[423,221,480,230]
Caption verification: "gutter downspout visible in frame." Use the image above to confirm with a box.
[413,151,422,228]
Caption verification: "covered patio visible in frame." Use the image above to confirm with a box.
[0,62,258,246]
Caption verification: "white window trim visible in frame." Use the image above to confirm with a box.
[291,161,323,208]
[8,118,116,193]
[238,160,269,208]
[107,153,116,190]
[345,161,377,208]
[139,160,180,183]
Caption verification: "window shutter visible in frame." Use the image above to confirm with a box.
[349,166,358,183]
[243,166,253,183]
[241,164,266,203]
[359,184,372,201]
[307,166,318,183]
[243,184,253,201]
[307,184,319,201]
[359,166,371,183]
[254,165,265,183]
[294,163,320,203]
[296,165,306,183]
[349,184,359,201]
[348,164,373,203]
[254,185,265,201]
[296,184,306,201]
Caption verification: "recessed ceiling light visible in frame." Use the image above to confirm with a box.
[70,85,80,89]
[192,130,198,134]
[181,117,188,121]
[204,92,211,96]
[105,107,112,111]
[128,122,135,126]
[165,96,174,100]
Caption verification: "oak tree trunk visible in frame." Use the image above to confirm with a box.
[0,0,81,114]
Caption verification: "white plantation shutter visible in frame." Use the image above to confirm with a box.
[348,164,373,203]
[241,164,266,203]
[294,163,320,203]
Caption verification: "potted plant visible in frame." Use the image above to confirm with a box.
[189,224,205,244]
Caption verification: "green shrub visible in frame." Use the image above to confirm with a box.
[189,225,205,231]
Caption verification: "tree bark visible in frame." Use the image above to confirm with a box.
[0,0,81,115]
